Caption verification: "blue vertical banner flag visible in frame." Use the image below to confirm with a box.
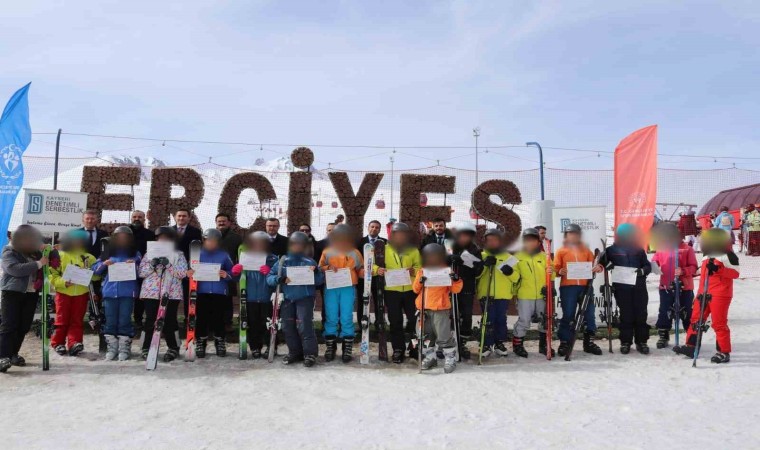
[0,83,32,249]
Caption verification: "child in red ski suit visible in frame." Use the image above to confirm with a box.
[674,229,739,364]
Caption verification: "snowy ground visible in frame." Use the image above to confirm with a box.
[2,280,759,449]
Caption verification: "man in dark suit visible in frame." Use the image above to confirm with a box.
[356,220,387,249]
[172,208,203,321]
[79,210,109,258]
[173,208,203,261]
[129,210,155,328]
[420,217,453,248]
[265,218,288,257]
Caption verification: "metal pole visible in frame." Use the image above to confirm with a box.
[473,128,480,226]
[526,142,545,200]
[53,128,62,190]
[389,152,395,220]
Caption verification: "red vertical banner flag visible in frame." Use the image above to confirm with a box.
[614,125,658,233]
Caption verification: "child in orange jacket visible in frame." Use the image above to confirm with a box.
[413,243,463,373]
[318,224,364,363]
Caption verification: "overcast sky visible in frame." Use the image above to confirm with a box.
[3,1,758,171]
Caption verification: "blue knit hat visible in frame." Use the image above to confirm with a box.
[66,229,89,242]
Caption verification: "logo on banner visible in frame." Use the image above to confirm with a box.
[560,218,572,232]
[26,193,44,214]
[560,218,601,232]
[629,191,646,207]
[0,144,23,185]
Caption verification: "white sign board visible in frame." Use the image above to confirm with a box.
[551,206,608,252]
[21,189,88,233]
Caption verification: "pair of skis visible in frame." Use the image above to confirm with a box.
[544,240,555,360]
[359,241,390,364]
[267,255,286,363]
[443,239,463,362]
[238,247,248,360]
[40,246,53,371]
[185,241,201,361]
[478,260,496,365]
[359,244,375,364]
[692,260,712,368]
[146,260,171,371]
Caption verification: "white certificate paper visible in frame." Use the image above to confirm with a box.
[193,263,221,282]
[384,268,412,288]
[62,265,94,287]
[460,250,481,268]
[422,267,452,287]
[325,268,353,289]
[287,266,315,286]
[108,262,136,282]
[146,241,175,260]
[240,252,267,271]
[566,261,592,280]
[611,266,638,285]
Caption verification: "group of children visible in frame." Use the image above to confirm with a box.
[0,217,741,373]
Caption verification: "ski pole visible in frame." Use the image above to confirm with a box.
[418,277,426,374]
[478,264,495,365]
[693,262,711,368]
[673,247,681,347]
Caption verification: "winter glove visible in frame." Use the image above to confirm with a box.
[483,256,497,267]
[727,252,739,266]
[419,276,428,284]
[500,264,513,276]
[450,272,460,281]
[706,258,720,275]
[231,264,243,277]
[259,265,271,276]
[635,268,645,277]
[540,286,557,297]
[151,257,169,268]
[605,262,615,271]
[447,254,463,266]
[278,275,288,285]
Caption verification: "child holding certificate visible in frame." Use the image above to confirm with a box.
[317,224,364,363]
[92,226,142,361]
[48,229,99,357]
[508,228,556,358]
[414,243,462,373]
[138,226,187,362]
[373,222,421,364]
[240,231,278,359]
[553,223,604,357]
[186,229,236,358]
[602,223,652,355]
[266,232,324,367]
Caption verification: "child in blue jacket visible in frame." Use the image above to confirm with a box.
[241,231,278,358]
[266,231,324,367]
[186,229,236,358]
[93,226,142,361]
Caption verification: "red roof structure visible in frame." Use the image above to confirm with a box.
[698,183,760,215]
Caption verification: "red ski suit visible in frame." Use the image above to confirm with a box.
[687,254,739,352]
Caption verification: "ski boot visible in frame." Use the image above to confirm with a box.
[118,336,132,361]
[69,342,84,357]
[303,355,317,368]
[480,344,493,358]
[163,348,179,363]
[673,345,695,358]
[391,349,404,364]
[324,336,337,362]
[214,338,227,357]
[282,354,303,365]
[459,345,471,360]
[341,341,353,363]
[421,349,438,370]
[55,345,67,356]
[656,329,670,349]
[635,342,650,355]
[407,342,419,361]
[0,357,11,373]
[711,352,730,364]
[583,332,603,355]
[251,347,262,359]
[196,337,208,358]
[10,355,26,367]
[105,335,119,361]
[511,337,528,358]
[141,349,149,360]
[620,343,631,354]
[557,341,569,357]
[443,348,457,374]
[494,341,509,357]
[538,333,555,357]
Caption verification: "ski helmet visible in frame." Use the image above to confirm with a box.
[202,228,223,241]
[155,226,177,239]
[288,231,310,245]
[563,223,582,234]
[330,223,353,238]
[701,228,730,254]
[484,228,503,239]
[250,231,270,242]
[455,222,477,235]
[112,225,133,236]
[616,223,636,238]
[421,243,447,262]
[66,228,89,242]
[522,228,541,239]
[391,222,411,234]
